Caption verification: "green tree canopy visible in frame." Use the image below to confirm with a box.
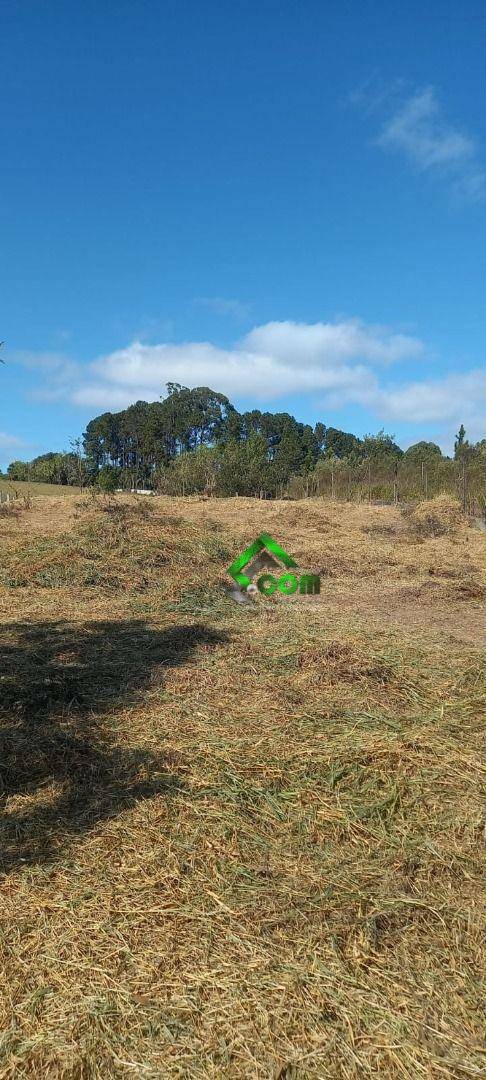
[403,441,444,462]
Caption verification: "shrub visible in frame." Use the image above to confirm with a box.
[96,465,121,493]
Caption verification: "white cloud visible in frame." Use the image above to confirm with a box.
[369,369,486,425]
[52,329,72,345]
[13,350,79,381]
[62,319,423,410]
[378,88,474,167]
[244,319,423,366]
[325,365,486,447]
[9,350,82,404]
[0,432,29,469]
[194,296,252,320]
[13,319,486,447]
[0,432,26,449]
[347,74,407,116]
[357,83,486,201]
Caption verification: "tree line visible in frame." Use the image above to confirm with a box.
[5,385,486,507]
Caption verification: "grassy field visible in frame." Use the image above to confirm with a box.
[0,479,83,498]
[0,488,485,1078]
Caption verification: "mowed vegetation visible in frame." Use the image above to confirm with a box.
[0,488,485,1078]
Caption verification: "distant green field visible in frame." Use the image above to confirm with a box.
[0,478,81,497]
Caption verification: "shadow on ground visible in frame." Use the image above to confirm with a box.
[0,619,227,874]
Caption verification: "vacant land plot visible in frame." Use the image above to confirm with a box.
[0,489,485,1078]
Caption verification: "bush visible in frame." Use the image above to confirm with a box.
[96,465,121,493]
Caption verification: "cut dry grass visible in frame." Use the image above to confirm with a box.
[0,499,234,593]
[404,494,465,539]
[0,503,21,520]
[0,493,485,1078]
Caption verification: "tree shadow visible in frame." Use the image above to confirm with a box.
[0,619,228,875]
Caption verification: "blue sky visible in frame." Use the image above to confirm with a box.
[2,0,486,467]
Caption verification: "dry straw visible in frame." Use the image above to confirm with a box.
[0,489,485,1078]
